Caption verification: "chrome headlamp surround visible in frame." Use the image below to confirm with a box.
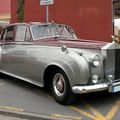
[90,54,101,67]
[89,54,103,84]
[92,74,99,84]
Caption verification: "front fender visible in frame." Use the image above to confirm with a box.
[45,60,75,87]
[45,52,90,87]
[67,52,90,85]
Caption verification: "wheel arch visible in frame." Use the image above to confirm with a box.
[43,63,75,88]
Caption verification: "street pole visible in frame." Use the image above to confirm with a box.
[40,0,54,22]
[46,5,49,22]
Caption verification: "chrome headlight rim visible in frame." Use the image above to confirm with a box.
[90,54,101,67]
[92,74,99,84]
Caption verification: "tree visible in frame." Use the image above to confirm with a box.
[17,0,24,22]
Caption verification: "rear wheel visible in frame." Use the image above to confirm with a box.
[50,69,76,105]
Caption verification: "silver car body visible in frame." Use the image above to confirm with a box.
[0,22,120,95]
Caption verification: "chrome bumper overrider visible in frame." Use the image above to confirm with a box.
[72,80,120,94]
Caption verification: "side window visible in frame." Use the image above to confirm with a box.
[25,27,31,41]
[1,26,14,41]
[15,26,31,42]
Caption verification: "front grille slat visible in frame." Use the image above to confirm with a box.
[115,49,120,79]
[106,49,115,81]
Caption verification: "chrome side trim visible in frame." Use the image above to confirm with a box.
[72,84,108,94]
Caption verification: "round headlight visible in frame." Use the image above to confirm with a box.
[93,60,100,67]
[94,55,100,61]
[90,54,100,67]
[92,75,99,84]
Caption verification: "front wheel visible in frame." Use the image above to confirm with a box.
[50,69,76,105]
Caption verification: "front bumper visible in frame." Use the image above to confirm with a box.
[72,80,120,94]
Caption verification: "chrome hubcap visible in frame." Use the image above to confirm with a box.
[53,73,66,97]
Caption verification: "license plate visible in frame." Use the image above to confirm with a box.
[112,85,120,93]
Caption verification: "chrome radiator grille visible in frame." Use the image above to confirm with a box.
[105,49,115,81]
[103,42,120,81]
[115,49,120,80]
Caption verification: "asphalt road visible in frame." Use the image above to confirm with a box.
[0,74,120,120]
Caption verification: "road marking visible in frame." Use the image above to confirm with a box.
[51,114,82,120]
[83,102,107,120]
[47,95,54,101]
[116,100,120,104]
[0,106,24,112]
[105,101,120,120]
[69,106,97,120]
[69,100,120,120]
[0,82,7,86]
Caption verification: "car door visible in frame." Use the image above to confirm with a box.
[5,25,32,77]
[0,25,15,72]
[1,25,44,85]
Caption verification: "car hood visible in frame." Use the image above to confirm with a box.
[33,38,109,49]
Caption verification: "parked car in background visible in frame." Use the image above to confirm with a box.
[0,22,120,105]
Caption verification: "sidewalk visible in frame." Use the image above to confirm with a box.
[0,109,62,120]
[0,114,27,120]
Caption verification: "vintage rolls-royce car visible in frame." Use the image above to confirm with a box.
[0,22,119,105]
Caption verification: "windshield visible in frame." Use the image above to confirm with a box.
[114,0,120,35]
[31,24,77,40]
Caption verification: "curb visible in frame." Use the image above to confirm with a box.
[0,108,62,120]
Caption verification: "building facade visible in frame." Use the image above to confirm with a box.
[0,0,113,41]
[0,0,11,22]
